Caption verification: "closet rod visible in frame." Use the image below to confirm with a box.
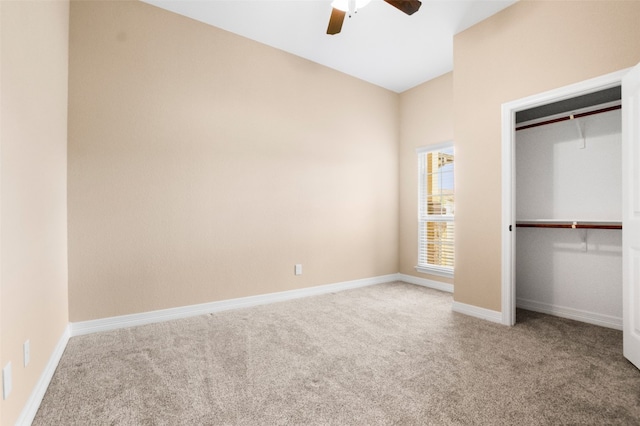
[515,104,621,131]
[516,221,622,230]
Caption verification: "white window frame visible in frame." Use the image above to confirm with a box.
[415,141,454,278]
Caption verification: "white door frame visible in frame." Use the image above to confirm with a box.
[500,69,629,326]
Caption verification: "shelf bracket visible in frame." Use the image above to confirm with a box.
[578,227,588,252]
[571,114,586,149]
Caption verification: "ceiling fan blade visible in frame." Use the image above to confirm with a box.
[326,7,346,35]
[384,0,422,15]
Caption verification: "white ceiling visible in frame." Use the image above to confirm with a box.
[142,0,517,93]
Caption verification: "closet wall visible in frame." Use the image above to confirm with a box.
[515,106,622,328]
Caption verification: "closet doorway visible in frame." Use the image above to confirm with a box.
[501,63,640,370]
[515,86,622,329]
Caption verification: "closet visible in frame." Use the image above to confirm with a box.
[514,87,623,329]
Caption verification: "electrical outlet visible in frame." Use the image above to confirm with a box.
[294,264,302,275]
[3,362,12,400]
[24,340,30,367]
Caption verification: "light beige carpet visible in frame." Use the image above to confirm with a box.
[33,282,640,425]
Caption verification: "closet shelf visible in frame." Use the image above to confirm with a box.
[515,104,621,131]
[516,220,622,230]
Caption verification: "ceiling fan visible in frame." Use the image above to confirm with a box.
[327,0,422,35]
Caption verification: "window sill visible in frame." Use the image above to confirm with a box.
[415,265,454,279]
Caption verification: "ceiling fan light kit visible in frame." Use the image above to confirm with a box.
[326,0,422,35]
[331,0,372,14]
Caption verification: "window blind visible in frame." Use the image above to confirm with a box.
[417,144,454,275]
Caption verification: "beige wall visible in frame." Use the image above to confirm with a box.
[67,1,399,322]
[398,72,454,284]
[0,1,70,424]
[453,0,640,311]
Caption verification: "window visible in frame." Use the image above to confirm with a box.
[416,143,454,277]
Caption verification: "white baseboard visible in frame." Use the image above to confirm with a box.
[516,298,622,330]
[398,273,453,293]
[70,274,401,337]
[16,325,70,426]
[452,301,503,324]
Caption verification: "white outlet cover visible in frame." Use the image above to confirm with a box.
[295,264,302,275]
[24,340,30,367]
[2,362,12,400]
